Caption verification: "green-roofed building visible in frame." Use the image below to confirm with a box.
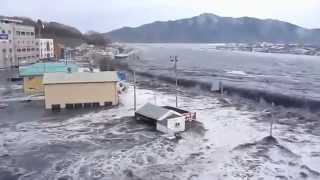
[19,62,79,94]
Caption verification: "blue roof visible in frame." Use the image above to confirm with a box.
[19,62,79,76]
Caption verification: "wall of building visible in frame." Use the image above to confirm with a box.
[0,23,14,68]
[0,21,38,68]
[156,117,186,135]
[44,82,118,109]
[54,42,64,59]
[156,123,171,134]
[14,24,38,66]
[23,76,44,94]
[38,39,54,59]
[167,117,186,132]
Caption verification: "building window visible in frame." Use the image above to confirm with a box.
[8,30,11,34]
[2,30,5,34]
[9,48,12,53]
[65,104,74,109]
[31,32,34,36]
[51,104,61,111]
[175,122,181,128]
[74,104,83,109]
[92,102,100,107]
[104,102,112,106]
[26,32,30,36]
[16,31,20,36]
[2,49,6,53]
[21,32,25,36]
[17,48,21,52]
[84,103,92,108]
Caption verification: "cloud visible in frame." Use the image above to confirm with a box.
[1,0,319,32]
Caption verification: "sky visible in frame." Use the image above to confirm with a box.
[1,0,320,33]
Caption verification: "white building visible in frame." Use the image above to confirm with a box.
[0,19,38,68]
[38,39,54,59]
[135,103,186,135]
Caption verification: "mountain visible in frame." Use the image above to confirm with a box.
[1,15,85,47]
[105,13,320,44]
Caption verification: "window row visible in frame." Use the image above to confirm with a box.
[17,48,39,52]
[16,31,35,36]
[40,42,53,45]
[17,55,39,60]
[17,40,36,45]
[1,30,12,34]
[2,48,13,53]
[41,48,54,51]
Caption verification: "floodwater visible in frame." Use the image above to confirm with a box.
[1,68,320,179]
[128,43,320,109]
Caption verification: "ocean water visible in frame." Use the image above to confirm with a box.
[128,43,320,109]
[1,56,320,179]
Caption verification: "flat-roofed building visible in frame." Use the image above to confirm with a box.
[43,71,119,110]
[19,62,79,94]
[0,19,38,68]
[38,39,54,60]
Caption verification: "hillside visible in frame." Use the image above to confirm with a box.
[105,13,320,44]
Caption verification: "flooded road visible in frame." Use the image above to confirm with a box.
[1,68,320,179]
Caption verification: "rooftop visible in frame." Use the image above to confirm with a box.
[19,62,79,77]
[0,18,23,24]
[43,71,118,85]
[135,103,182,121]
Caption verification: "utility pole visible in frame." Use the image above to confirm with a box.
[170,56,178,107]
[152,79,157,105]
[269,102,275,137]
[133,71,137,112]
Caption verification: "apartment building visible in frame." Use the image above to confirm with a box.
[0,19,15,68]
[0,19,38,68]
[38,39,54,59]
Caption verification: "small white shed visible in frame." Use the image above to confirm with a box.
[156,114,186,135]
[135,103,186,135]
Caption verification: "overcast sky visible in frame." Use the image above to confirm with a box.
[1,0,320,32]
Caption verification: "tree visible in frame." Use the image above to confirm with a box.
[84,31,110,47]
